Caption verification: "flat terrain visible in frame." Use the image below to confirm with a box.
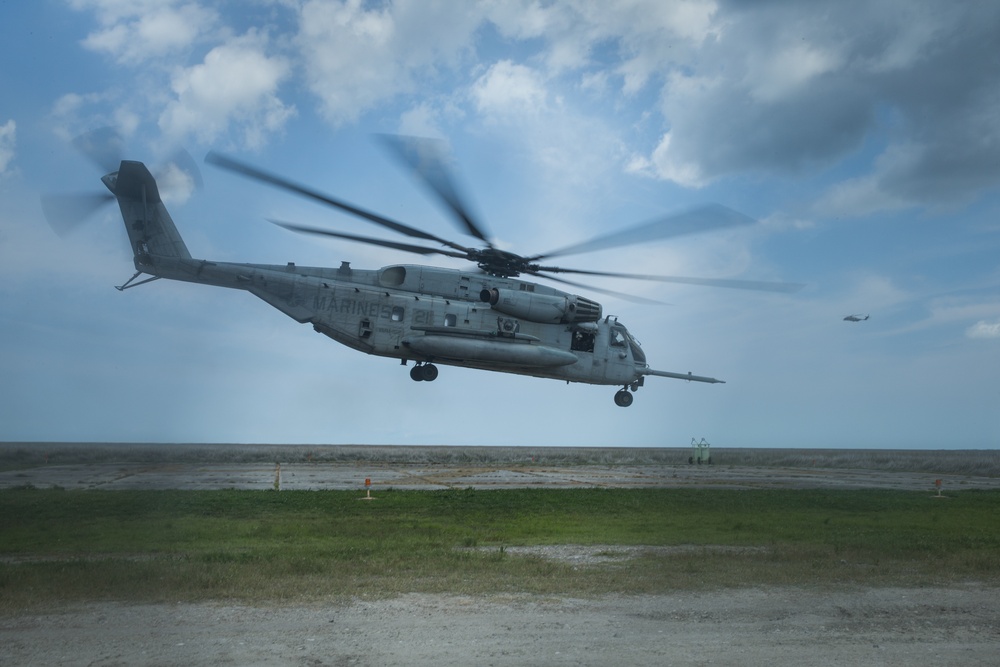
[4,460,1000,493]
[5,588,999,666]
[2,444,998,666]
[3,443,998,492]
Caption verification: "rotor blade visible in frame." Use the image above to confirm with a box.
[378,135,494,246]
[536,265,805,293]
[529,204,756,262]
[40,192,115,236]
[206,151,473,254]
[72,127,123,174]
[523,270,667,305]
[269,220,471,260]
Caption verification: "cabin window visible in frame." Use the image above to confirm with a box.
[391,306,404,322]
[571,330,595,353]
[444,313,457,327]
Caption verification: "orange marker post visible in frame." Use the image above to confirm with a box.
[360,477,375,501]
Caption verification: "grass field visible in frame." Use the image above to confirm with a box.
[3,486,999,612]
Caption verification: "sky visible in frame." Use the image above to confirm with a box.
[1,0,998,449]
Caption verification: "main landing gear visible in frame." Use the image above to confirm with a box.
[409,362,439,382]
[613,378,643,406]
[614,388,634,407]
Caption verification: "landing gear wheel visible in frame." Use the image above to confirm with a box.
[614,389,634,407]
[410,363,438,382]
[420,364,439,382]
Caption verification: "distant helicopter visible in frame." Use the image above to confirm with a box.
[843,314,870,322]
[43,132,800,406]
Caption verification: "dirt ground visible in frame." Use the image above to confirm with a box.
[4,461,1000,492]
[3,460,999,665]
[3,586,999,666]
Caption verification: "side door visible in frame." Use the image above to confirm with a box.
[367,291,407,356]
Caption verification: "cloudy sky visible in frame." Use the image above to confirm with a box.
[1,0,997,449]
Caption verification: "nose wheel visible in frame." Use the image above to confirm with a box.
[409,363,439,382]
[614,389,634,407]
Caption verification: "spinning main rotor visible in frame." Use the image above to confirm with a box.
[202,136,801,297]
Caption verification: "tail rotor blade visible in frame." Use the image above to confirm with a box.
[41,192,116,236]
[71,127,123,174]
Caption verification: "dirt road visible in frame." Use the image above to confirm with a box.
[3,587,998,666]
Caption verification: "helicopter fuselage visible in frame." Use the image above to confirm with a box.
[146,255,650,387]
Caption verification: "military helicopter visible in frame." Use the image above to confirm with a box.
[843,314,870,322]
[44,133,800,406]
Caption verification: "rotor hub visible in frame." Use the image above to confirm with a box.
[472,248,539,278]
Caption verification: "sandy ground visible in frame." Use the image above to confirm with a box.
[4,462,999,665]
[3,587,999,666]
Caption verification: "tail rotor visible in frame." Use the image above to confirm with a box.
[40,128,202,235]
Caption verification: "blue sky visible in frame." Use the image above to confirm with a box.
[1,0,998,448]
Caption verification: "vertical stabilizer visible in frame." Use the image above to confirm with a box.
[105,160,192,267]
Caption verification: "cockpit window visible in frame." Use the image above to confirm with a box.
[610,326,627,347]
[611,324,646,364]
[627,332,646,364]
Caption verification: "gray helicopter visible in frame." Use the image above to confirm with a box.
[44,133,800,407]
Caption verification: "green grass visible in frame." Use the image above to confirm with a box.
[2,487,999,611]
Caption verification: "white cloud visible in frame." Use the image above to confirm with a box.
[158,33,295,148]
[967,320,1000,339]
[297,0,481,125]
[397,103,447,139]
[0,120,15,176]
[74,0,218,63]
[628,130,706,188]
[471,60,549,119]
[485,0,717,82]
[155,160,198,205]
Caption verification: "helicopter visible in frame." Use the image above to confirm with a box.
[44,133,800,407]
[843,314,870,322]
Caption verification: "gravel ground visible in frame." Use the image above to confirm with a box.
[4,461,999,491]
[4,459,998,665]
[3,587,999,666]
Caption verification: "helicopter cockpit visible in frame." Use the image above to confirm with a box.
[608,321,646,365]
